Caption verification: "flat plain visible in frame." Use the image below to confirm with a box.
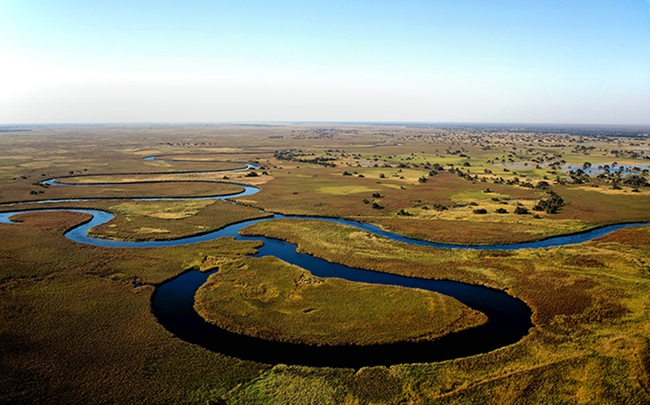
[1,123,650,404]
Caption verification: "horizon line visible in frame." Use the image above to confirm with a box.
[1,121,650,129]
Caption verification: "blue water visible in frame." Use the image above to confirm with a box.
[2,209,645,251]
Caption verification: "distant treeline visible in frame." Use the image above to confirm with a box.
[0,128,32,133]
[428,124,649,138]
[274,151,337,167]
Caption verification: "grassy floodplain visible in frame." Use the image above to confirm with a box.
[194,256,487,346]
[1,123,650,404]
[87,199,271,241]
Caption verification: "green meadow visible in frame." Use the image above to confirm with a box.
[195,256,486,346]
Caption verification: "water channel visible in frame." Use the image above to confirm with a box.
[1,162,647,367]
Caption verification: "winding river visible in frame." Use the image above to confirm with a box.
[1,162,647,367]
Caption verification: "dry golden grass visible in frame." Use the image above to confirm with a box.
[88,199,270,241]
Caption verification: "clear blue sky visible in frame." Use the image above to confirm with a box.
[1,0,649,124]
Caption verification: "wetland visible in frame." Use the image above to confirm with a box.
[2,123,650,404]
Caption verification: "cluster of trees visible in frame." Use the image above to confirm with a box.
[362,192,384,209]
[274,151,336,167]
[623,175,649,188]
[448,167,475,182]
[567,169,591,184]
[471,206,531,215]
[532,191,565,214]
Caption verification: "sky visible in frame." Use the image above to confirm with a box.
[1,0,649,125]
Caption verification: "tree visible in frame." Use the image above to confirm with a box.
[532,191,564,214]
[514,206,530,215]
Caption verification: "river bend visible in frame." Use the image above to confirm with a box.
[0,162,647,367]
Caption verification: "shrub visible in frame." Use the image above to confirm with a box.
[514,206,530,215]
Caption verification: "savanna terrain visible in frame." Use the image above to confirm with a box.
[1,123,650,404]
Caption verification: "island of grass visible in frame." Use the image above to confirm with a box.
[194,256,487,346]
[83,199,271,241]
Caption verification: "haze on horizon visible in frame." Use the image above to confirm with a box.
[1,0,649,126]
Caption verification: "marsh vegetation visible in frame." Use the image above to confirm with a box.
[1,123,650,404]
[194,256,487,346]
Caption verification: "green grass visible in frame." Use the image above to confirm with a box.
[0,211,267,404]
[88,199,271,241]
[237,218,650,404]
[195,256,486,346]
[0,179,244,204]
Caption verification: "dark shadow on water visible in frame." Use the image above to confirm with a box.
[152,233,533,368]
